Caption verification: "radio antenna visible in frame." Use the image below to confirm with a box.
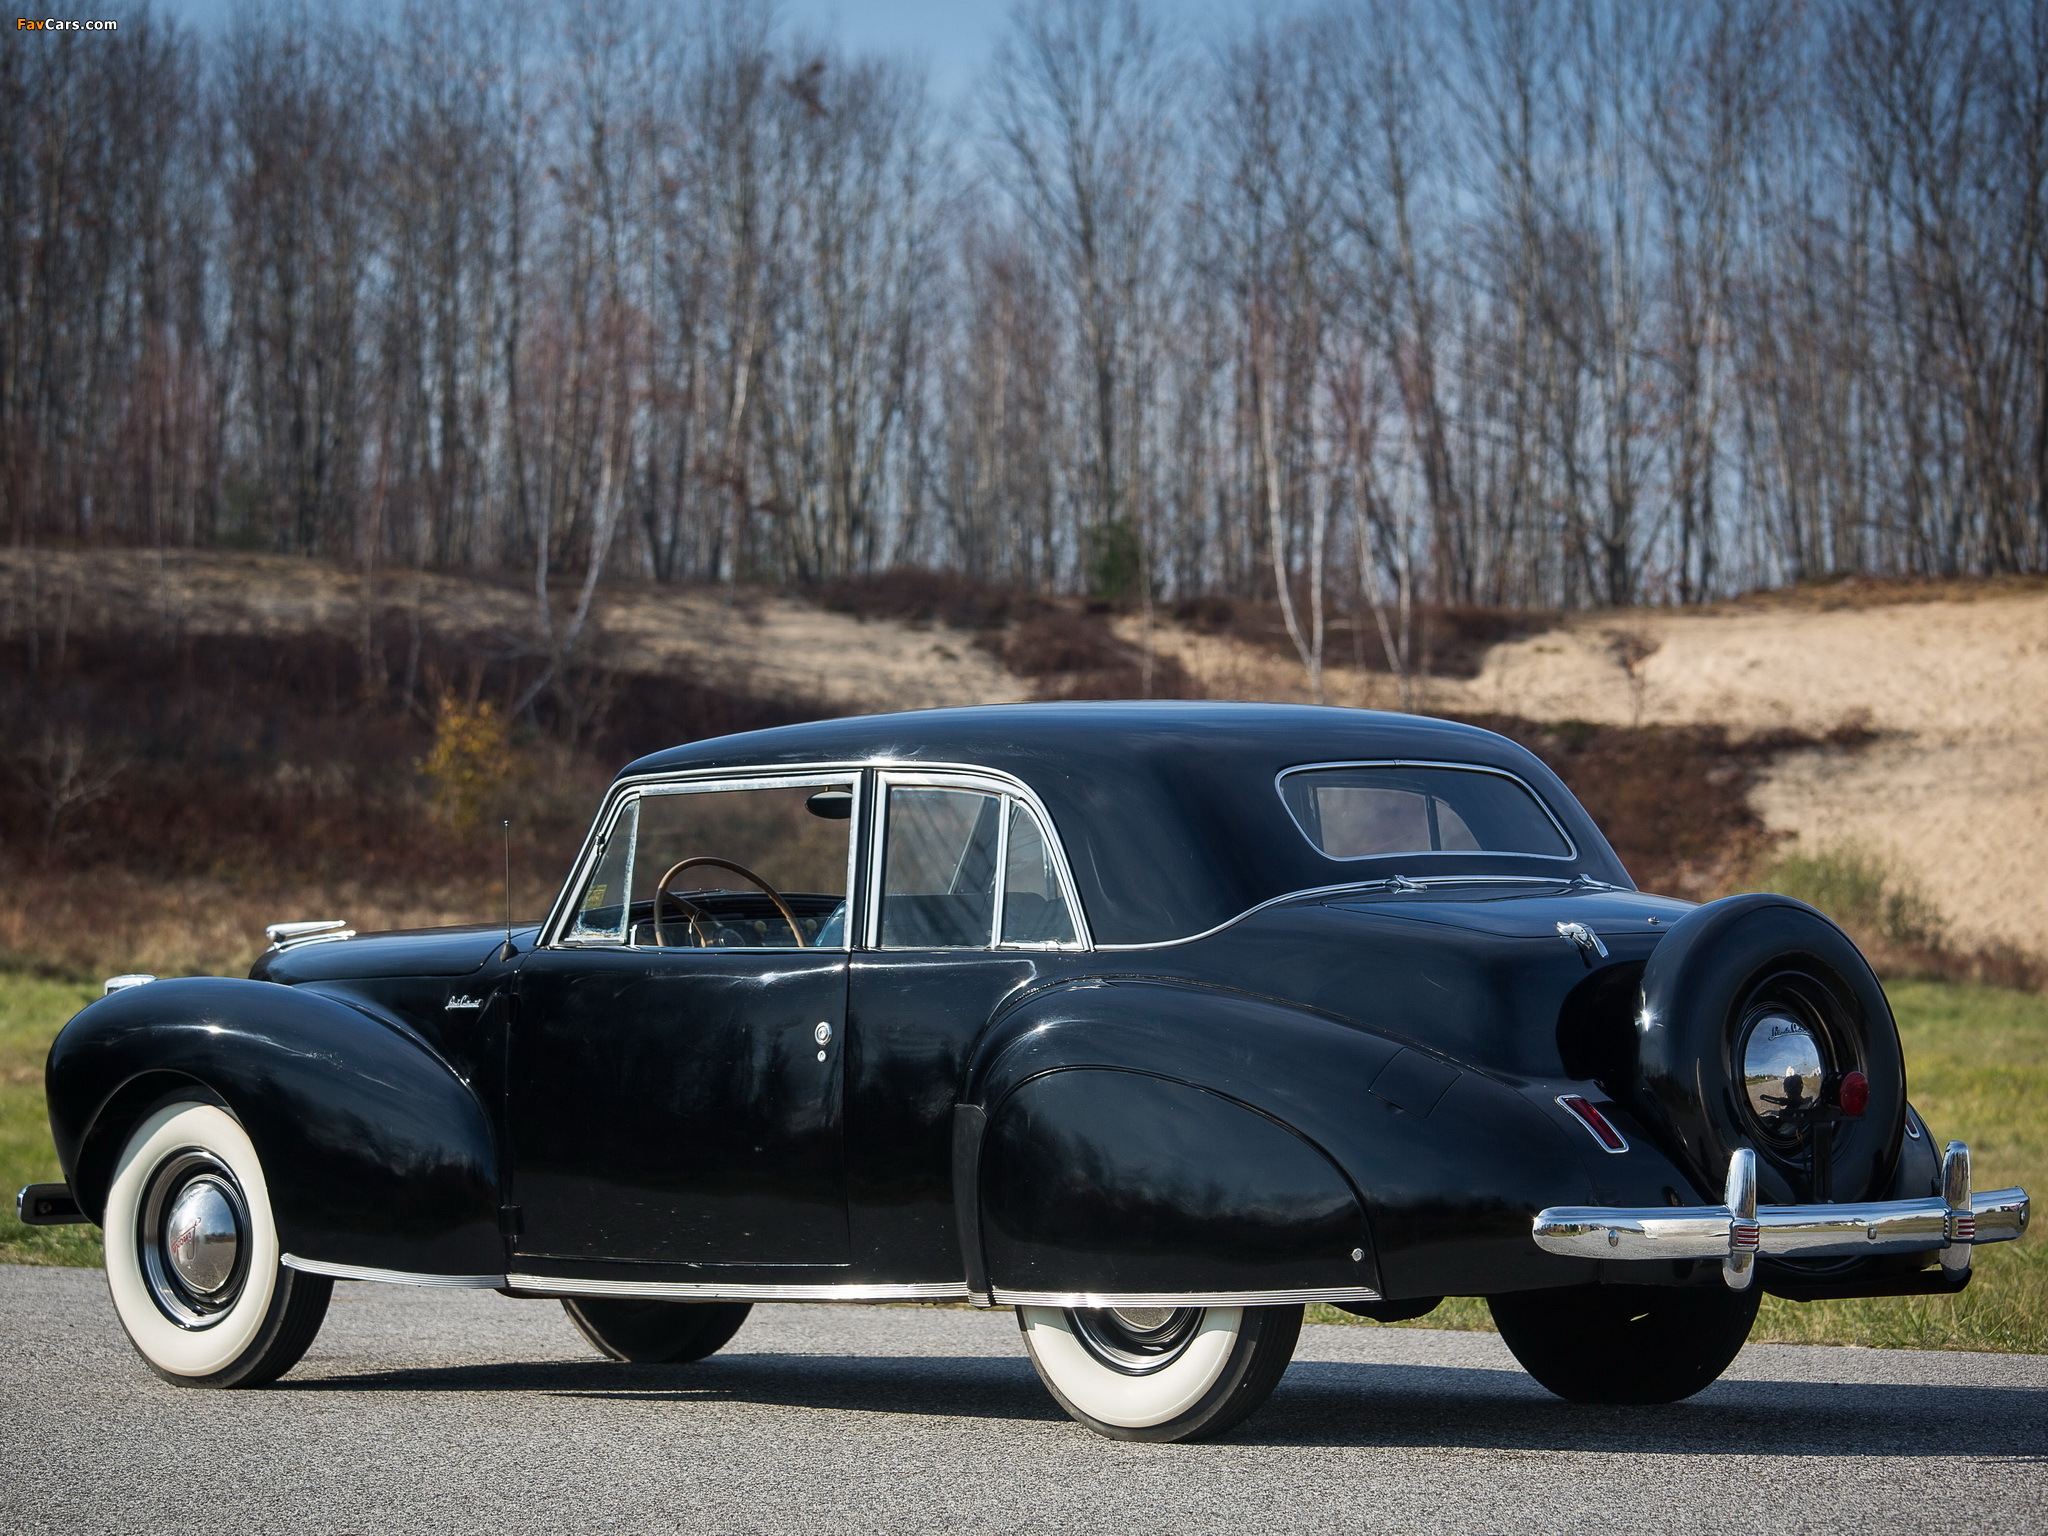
[500,817,517,960]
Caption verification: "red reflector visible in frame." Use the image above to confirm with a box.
[1557,1094,1629,1153]
[1838,1071,1870,1118]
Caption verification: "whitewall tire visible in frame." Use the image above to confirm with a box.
[102,1101,331,1387]
[1017,1303,1302,1442]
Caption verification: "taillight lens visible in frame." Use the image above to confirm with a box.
[1557,1094,1630,1153]
[1838,1070,1870,1118]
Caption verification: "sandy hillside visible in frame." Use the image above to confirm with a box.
[1434,596,2048,957]
[0,550,1024,714]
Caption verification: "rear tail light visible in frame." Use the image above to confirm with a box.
[1837,1070,1870,1118]
[1556,1094,1630,1153]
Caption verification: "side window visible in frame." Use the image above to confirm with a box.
[1001,801,1077,946]
[879,787,1000,948]
[568,799,639,941]
[567,780,853,947]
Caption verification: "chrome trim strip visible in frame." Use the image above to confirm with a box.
[1093,876,1586,952]
[1532,1185,2029,1263]
[1274,759,1580,863]
[992,1286,1381,1308]
[505,1273,971,1303]
[282,1254,506,1288]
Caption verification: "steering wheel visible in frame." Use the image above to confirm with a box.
[651,857,809,949]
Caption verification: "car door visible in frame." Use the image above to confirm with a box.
[844,774,1088,1276]
[509,772,859,1266]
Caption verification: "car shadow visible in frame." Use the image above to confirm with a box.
[1243,1358,2048,1457]
[280,1350,2048,1455]
[282,1350,1068,1424]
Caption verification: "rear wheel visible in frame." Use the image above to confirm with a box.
[103,1101,331,1387]
[1488,1284,1759,1404]
[1017,1303,1301,1442]
[562,1298,752,1363]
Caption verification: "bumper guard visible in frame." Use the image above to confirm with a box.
[1533,1142,2029,1290]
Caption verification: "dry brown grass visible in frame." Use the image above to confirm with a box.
[1713,571,2048,613]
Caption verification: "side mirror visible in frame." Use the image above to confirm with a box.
[806,789,854,820]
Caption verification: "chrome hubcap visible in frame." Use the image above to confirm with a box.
[139,1152,250,1328]
[164,1178,241,1295]
[1741,1012,1827,1137]
[1068,1307,1204,1375]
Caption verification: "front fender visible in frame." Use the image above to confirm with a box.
[48,978,502,1278]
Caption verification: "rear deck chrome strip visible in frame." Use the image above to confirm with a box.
[283,1254,506,1288]
[505,1274,971,1303]
[992,1286,1381,1308]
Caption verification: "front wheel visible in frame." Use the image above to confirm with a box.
[1488,1284,1759,1404]
[103,1100,332,1387]
[1017,1304,1301,1442]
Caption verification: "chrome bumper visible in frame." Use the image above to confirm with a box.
[1533,1142,2029,1290]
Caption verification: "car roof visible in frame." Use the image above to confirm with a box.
[620,701,1631,945]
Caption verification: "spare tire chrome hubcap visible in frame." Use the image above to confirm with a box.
[139,1152,250,1328]
[1740,1012,1827,1135]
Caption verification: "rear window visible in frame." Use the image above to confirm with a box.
[1279,765,1572,860]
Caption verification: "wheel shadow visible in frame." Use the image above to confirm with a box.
[279,1349,2048,1455]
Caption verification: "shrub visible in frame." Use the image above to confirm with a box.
[418,695,515,831]
[1761,842,1948,952]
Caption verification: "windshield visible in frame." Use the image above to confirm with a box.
[1279,765,1573,861]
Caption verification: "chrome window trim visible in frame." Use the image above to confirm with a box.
[282,1254,506,1288]
[993,1285,1382,1308]
[505,1273,970,1303]
[544,758,1092,952]
[1275,759,1579,863]
[545,769,863,952]
[561,797,640,946]
[866,768,1091,952]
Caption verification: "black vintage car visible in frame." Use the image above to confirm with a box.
[24,703,2029,1440]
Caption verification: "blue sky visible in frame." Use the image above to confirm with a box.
[148,0,1264,104]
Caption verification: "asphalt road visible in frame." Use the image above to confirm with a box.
[1,1264,2043,1535]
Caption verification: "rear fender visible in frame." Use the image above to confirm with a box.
[957,978,1600,1301]
[47,978,502,1278]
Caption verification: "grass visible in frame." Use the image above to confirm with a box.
[0,976,102,1266]
[4,971,2040,1351]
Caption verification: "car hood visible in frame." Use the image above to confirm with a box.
[252,922,543,984]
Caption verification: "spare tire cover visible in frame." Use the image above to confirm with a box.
[1633,894,1905,1205]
